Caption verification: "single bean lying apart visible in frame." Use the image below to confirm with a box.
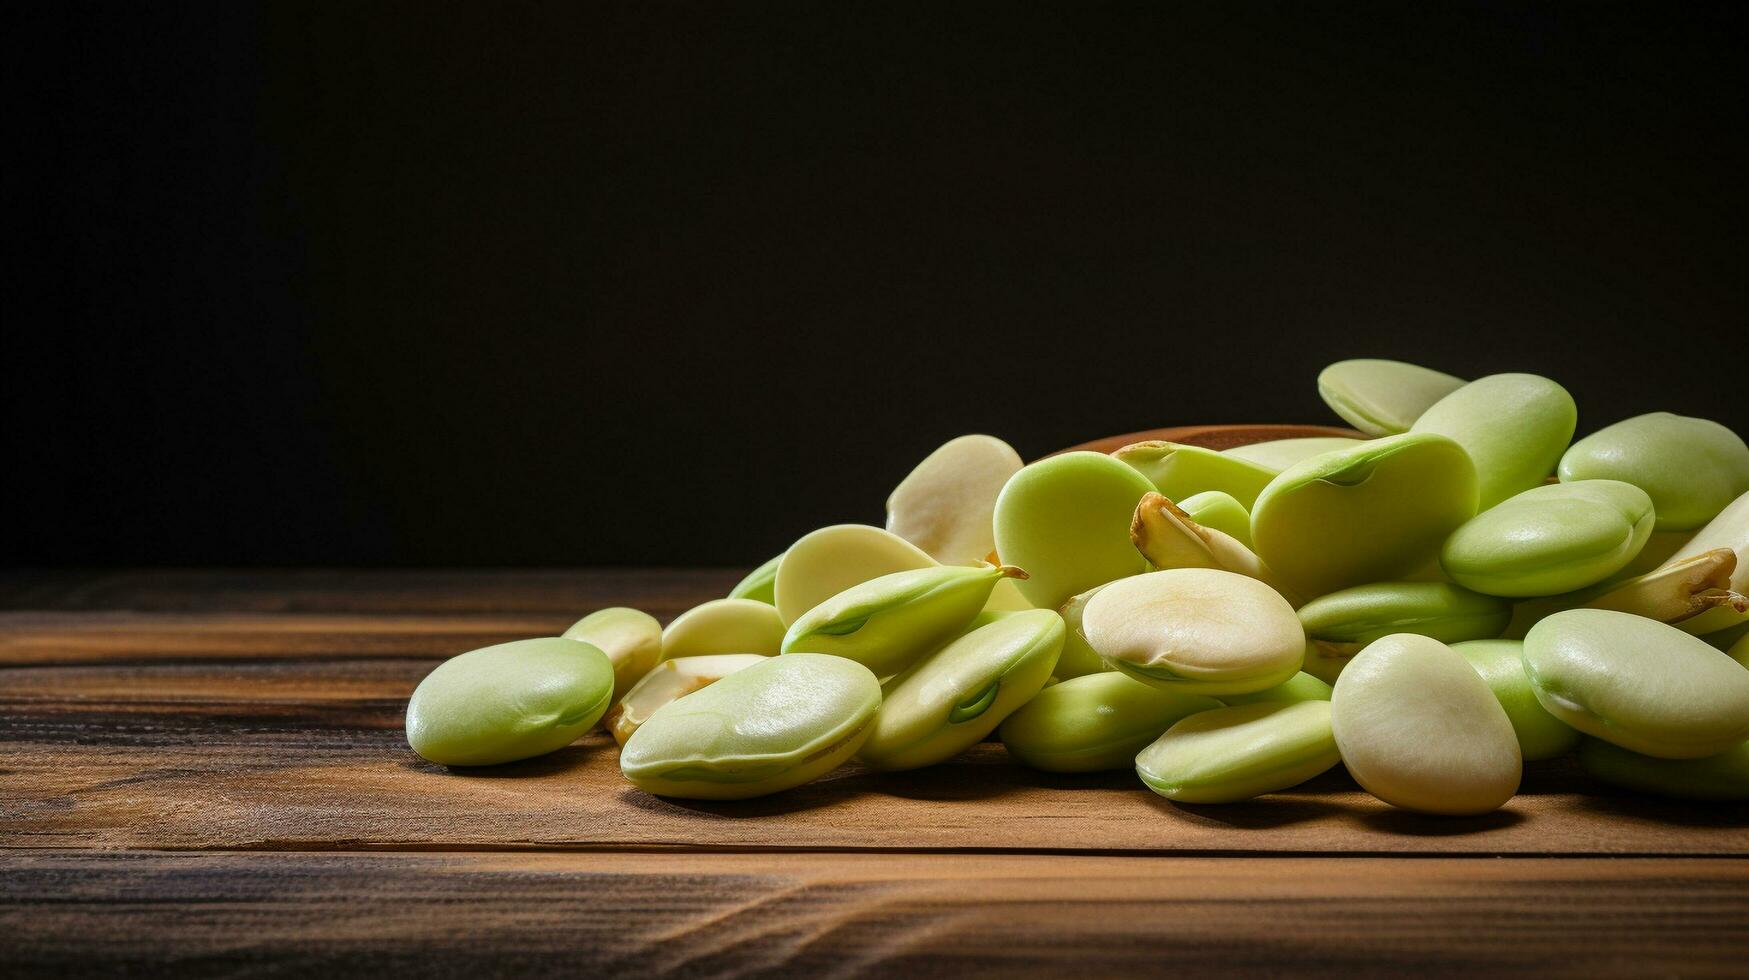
[402,358,1749,815]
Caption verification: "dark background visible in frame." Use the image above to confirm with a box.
[10,2,1746,567]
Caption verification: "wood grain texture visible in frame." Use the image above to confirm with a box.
[4,850,1746,977]
[3,660,1745,854]
[0,611,576,665]
[3,569,1747,974]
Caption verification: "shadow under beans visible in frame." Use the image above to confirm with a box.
[1569,791,1749,829]
[1357,807,1525,836]
[1008,769,1156,793]
[860,762,1078,803]
[617,754,1114,818]
[1509,756,1596,796]
[1281,765,1363,794]
[617,771,877,818]
[1147,792,1351,830]
[403,741,609,779]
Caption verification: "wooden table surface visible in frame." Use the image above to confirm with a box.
[3,568,1747,977]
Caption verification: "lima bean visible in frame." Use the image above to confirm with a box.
[663,598,786,658]
[1251,432,1478,598]
[1135,701,1341,803]
[1522,609,1749,758]
[773,524,935,626]
[1440,480,1654,597]
[858,608,1063,771]
[407,638,616,767]
[1450,639,1579,761]
[619,653,880,799]
[1317,359,1465,436]
[1330,633,1522,815]
[886,434,1024,565]
[1411,373,1577,510]
[992,451,1155,609]
[1558,412,1749,531]
[1297,582,1511,646]
[1083,568,1305,697]
[562,606,664,703]
[1113,441,1277,509]
[1000,672,1221,772]
[781,564,1013,679]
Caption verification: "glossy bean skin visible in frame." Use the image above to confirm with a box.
[1317,359,1466,437]
[562,607,664,703]
[1001,672,1221,772]
[773,524,936,626]
[781,564,1009,680]
[619,653,881,800]
[1558,412,1749,532]
[1175,490,1253,548]
[992,452,1156,610]
[859,609,1063,772]
[1441,480,1655,598]
[1330,633,1522,815]
[1578,737,1749,800]
[1135,701,1341,803]
[1450,639,1580,761]
[1251,433,1478,598]
[1113,441,1278,509]
[1522,609,1749,759]
[1219,671,1333,706]
[1410,373,1578,510]
[1224,437,1368,471]
[886,434,1024,565]
[662,598,787,658]
[1297,582,1511,646]
[1083,568,1305,697]
[407,638,617,767]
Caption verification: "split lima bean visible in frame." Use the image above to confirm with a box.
[399,360,1747,812]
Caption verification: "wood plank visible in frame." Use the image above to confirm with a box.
[3,850,1746,977]
[0,611,575,665]
[0,568,742,615]
[3,662,1744,854]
